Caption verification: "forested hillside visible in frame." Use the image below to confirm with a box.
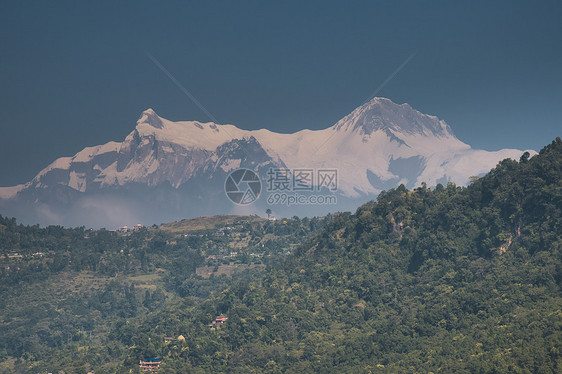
[1,138,561,373]
[0,214,326,372]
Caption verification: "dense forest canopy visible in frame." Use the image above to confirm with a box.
[0,137,560,373]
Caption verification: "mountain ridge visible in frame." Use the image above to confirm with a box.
[0,97,535,227]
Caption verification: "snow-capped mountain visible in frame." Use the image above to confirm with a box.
[0,98,534,227]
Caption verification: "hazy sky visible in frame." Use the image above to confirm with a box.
[1,0,561,186]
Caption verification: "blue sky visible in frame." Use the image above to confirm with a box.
[1,0,561,186]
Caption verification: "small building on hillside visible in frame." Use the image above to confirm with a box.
[209,316,228,329]
[139,358,161,371]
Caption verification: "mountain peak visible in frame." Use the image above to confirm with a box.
[334,97,453,138]
[138,108,164,129]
